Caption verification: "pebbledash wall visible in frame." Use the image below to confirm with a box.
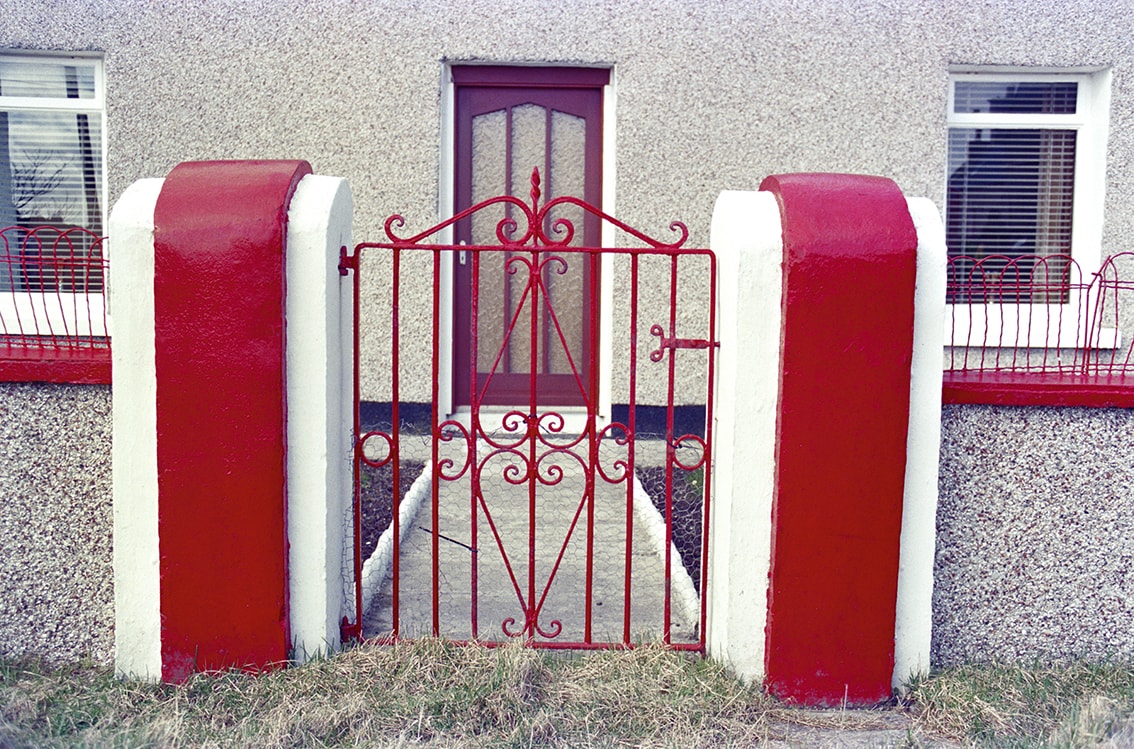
[0,384,113,664]
[2,0,1134,668]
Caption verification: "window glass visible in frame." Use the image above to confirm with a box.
[0,57,104,294]
[946,77,1083,304]
[3,110,103,230]
[953,81,1077,115]
[0,59,97,100]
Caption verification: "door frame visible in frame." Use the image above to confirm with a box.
[438,62,616,427]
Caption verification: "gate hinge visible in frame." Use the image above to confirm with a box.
[648,324,720,362]
[340,616,363,644]
[338,246,358,276]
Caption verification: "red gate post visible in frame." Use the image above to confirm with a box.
[111,162,353,681]
[152,160,309,682]
[708,174,945,705]
[112,160,362,681]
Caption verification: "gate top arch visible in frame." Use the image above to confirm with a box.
[343,167,694,264]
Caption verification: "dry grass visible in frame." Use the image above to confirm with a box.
[905,660,1134,747]
[0,640,781,748]
[4,642,1134,748]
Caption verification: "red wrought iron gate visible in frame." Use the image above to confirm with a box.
[339,170,717,651]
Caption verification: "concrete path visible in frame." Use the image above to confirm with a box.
[361,433,700,646]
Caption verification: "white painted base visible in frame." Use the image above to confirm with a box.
[286,175,353,662]
[109,177,166,681]
[705,190,784,683]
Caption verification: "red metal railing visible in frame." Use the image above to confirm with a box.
[0,225,110,382]
[946,253,1134,376]
[340,169,716,652]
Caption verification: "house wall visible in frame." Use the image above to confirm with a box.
[2,0,1134,667]
[934,404,1134,665]
[6,0,1134,403]
[0,383,113,664]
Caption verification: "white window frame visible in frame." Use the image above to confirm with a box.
[945,67,1114,349]
[0,52,108,340]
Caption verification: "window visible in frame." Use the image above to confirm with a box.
[0,53,108,383]
[945,69,1110,348]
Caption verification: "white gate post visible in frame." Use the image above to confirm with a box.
[286,175,354,661]
[705,190,784,680]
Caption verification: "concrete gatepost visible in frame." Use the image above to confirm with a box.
[707,174,945,704]
[110,161,352,681]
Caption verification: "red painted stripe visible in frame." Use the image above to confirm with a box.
[0,347,110,384]
[760,173,918,706]
[943,371,1134,408]
[153,160,310,682]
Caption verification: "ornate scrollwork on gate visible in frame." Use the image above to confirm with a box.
[341,167,717,651]
[382,168,689,252]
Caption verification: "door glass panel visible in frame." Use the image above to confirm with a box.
[470,109,506,372]
[470,104,589,382]
[546,110,586,377]
[499,103,545,375]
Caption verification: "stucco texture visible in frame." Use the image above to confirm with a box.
[5,0,1134,402]
[934,404,1134,666]
[0,384,113,665]
[4,0,1134,667]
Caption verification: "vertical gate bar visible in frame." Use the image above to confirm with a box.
[623,251,640,644]
[391,248,402,640]
[503,252,513,375]
[541,257,551,376]
[542,111,553,378]
[583,248,598,643]
[503,108,514,375]
[527,245,539,638]
[469,402,480,642]
[430,246,445,639]
[663,252,680,644]
[461,243,478,641]
[469,247,482,636]
[698,252,718,650]
[351,248,364,638]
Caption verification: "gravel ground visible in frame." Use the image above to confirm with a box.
[637,465,705,594]
[358,461,425,561]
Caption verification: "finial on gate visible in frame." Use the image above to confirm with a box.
[530,167,541,211]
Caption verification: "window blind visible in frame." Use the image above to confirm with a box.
[946,80,1079,303]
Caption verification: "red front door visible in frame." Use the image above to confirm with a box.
[452,66,607,408]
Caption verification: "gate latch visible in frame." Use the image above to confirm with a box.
[648,324,719,362]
